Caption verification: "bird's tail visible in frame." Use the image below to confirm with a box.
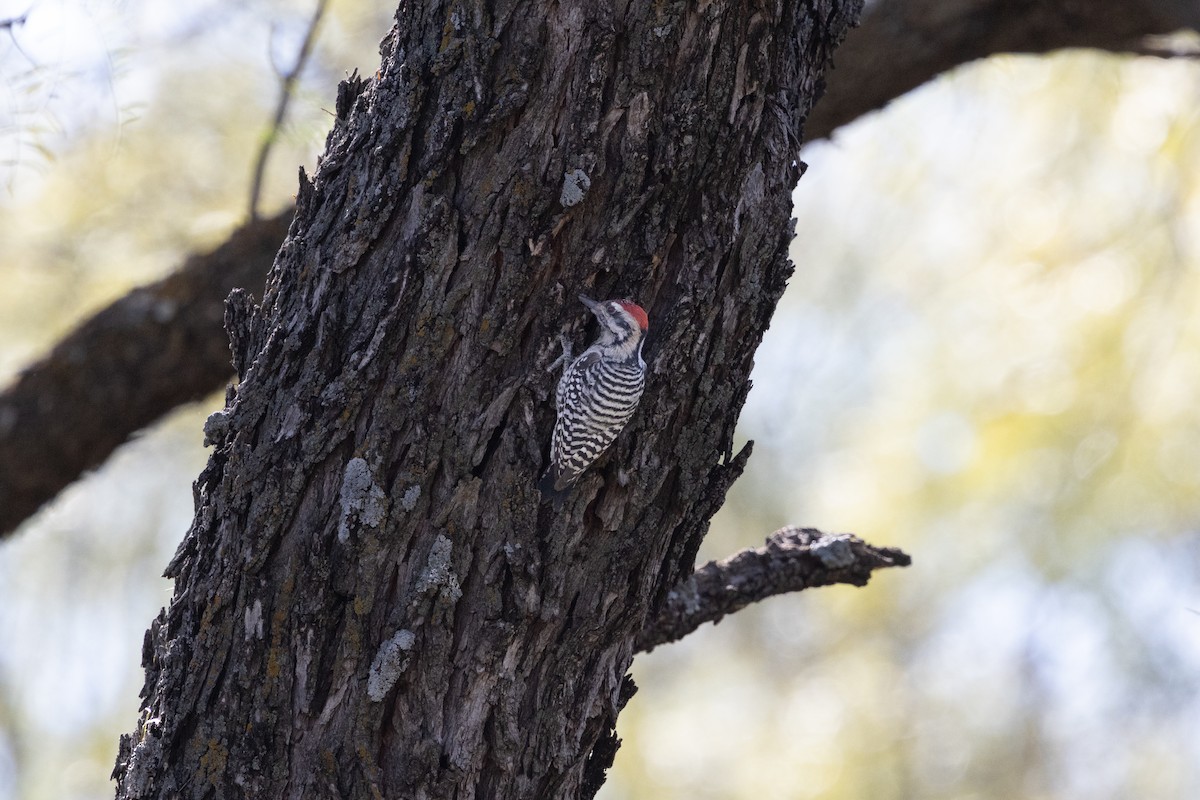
[537,466,573,511]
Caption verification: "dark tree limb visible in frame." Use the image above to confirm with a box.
[0,210,291,537]
[806,0,1200,139]
[637,527,911,653]
[3,0,1199,538]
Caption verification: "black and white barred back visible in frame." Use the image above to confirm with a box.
[539,296,649,509]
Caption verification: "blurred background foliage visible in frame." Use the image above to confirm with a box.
[1,2,1198,799]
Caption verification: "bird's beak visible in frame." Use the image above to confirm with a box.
[578,295,602,314]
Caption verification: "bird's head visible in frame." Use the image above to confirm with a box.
[579,295,649,347]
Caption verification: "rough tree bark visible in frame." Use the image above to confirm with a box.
[111,1,866,797]
[3,0,1197,538]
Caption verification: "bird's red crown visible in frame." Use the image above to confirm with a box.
[618,300,649,331]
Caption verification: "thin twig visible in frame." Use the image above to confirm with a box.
[1,11,34,66]
[248,0,330,220]
[0,12,28,30]
[1130,44,1200,60]
[1133,32,1200,60]
[636,526,911,653]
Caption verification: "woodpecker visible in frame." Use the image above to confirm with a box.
[538,295,650,509]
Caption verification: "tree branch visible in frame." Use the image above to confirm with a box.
[636,527,911,653]
[0,12,28,31]
[806,0,1200,139]
[248,0,329,220]
[1132,35,1200,60]
[0,210,291,537]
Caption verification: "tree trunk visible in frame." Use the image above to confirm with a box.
[112,1,861,797]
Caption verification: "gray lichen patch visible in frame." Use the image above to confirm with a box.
[665,581,701,615]
[243,599,264,640]
[202,410,231,447]
[400,483,421,511]
[811,534,855,569]
[417,534,462,602]
[559,169,591,207]
[367,629,416,702]
[337,457,388,543]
